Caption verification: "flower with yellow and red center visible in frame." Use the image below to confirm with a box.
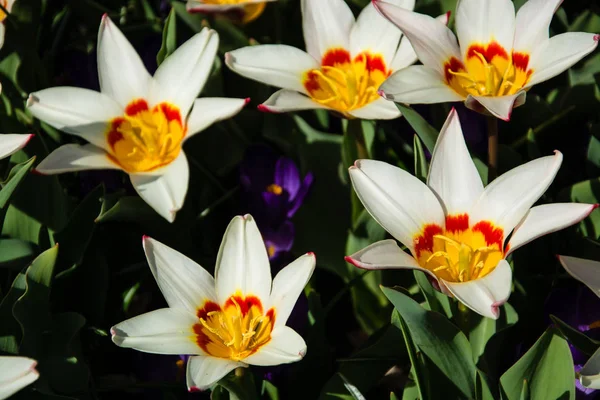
[0,356,38,400]
[557,256,600,391]
[224,0,448,119]
[0,0,16,50]
[111,214,315,391]
[374,0,600,121]
[26,16,249,222]
[186,0,277,24]
[345,108,597,319]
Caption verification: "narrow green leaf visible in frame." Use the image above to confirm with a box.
[413,270,452,318]
[0,273,27,353]
[500,328,575,400]
[156,7,177,66]
[339,373,367,400]
[0,156,35,209]
[392,311,426,399]
[413,135,428,180]
[0,238,36,268]
[551,314,600,356]
[476,370,496,400]
[396,104,438,153]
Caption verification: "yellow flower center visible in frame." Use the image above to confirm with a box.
[0,0,8,22]
[303,49,390,116]
[106,99,185,173]
[266,183,283,196]
[200,0,266,24]
[413,215,504,283]
[194,295,275,361]
[444,42,533,97]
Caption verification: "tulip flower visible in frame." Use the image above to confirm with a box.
[0,134,32,159]
[346,108,596,319]
[374,0,600,121]
[0,0,15,50]
[558,256,600,391]
[225,0,448,119]
[27,16,248,222]
[111,214,315,391]
[0,356,38,400]
[187,0,275,24]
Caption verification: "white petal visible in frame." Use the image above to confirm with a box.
[268,253,315,328]
[0,357,38,400]
[526,33,600,88]
[0,134,33,160]
[111,308,201,355]
[469,151,562,239]
[345,239,423,270]
[373,0,461,75]
[225,45,319,94]
[380,65,465,104]
[130,152,189,223]
[465,92,526,121]
[350,3,404,65]
[558,256,600,298]
[143,236,217,314]
[151,28,218,116]
[388,12,449,71]
[36,144,121,175]
[513,0,562,53]
[580,347,600,389]
[26,87,122,150]
[455,0,515,60]
[185,97,248,140]
[186,356,245,392]
[97,15,152,107]
[507,203,598,257]
[259,90,327,113]
[442,259,512,319]
[214,214,271,305]
[427,108,483,215]
[301,0,355,60]
[347,98,401,120]
[0,24,5,52]
[349,160,445,252]
[242,326,306,366]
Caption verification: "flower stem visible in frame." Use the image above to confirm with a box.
[487,116,499,182]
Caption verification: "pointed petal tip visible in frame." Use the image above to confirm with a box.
[594,34,599,42]
[377,89,393,101]
[244,97,251,105]
[188,386,203,393]
[490,300,504,319]
[224,52,234,68]
[307,251,316,259]
[257,104,277,113]
[30,168,46,176]
[26,93,38,108]
[344,255,361,268]
[444,11,451,24]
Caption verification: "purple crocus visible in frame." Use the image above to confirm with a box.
[546,285,600,399]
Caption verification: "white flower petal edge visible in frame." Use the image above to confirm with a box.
[345,239,421,271]
[301,0,355,60]
[442,260,512,320]
[129,152,189,223]
[0,134,33,160]
[507,203,598,257]
[558,256,600,298]
[427,108,483,214]
[36,144,121,175]
[347,98,401,120]
[225,45,319,94]
[97,15,152,108]
[186,97,249,140]
[242,326,307,366]
[268,252,316,328]
[513,0,562,53]
[465,92,526,122]
[0,356,39,400]
[348,159,445,252]
[143,236,218,314]
[379,65,464,104]
[580,347,600,390]
[151,28,219,116]
[186,356,245,392]
[111,308,202,355]
[214,214,272,305]
[259,90,328,113]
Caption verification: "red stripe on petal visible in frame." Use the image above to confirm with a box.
[444,57,466,83]
[512,52,530,71]
[414,224,444,258]
[472,221,504,249]
[467,42,509,63]
[445,214,469,233]
[125,99,149,116]
[322,48,351,67]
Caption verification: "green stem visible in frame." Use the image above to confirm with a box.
[487,116,499,182]
[456,301,471,334]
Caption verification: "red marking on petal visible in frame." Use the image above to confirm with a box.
[466,42,509,63]
[125,99,149,116]
[354,52,387,73]
[321,48,351,67]
[189,386,202,393]
[445,214,469,233]
[257,104,275,113]
[304,70,321,94]
[266,308,276,326]
[224,295,263,315]
[244,97,251,105]
[594,34,599,42]
[107,117,124,149]
[196,301,221,320]
[155,103,182,123]
[344,255,361,268]
[413,224,444,258]
[472,221,504,249]
[444,57,466,83]
[512,52,530,71]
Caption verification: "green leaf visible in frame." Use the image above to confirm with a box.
[413,135,428,181]
[338,374,367,400]
[96,195,156,223]
[217,368,259,400]
[413,270,452,318]
[392,311,426,399]
[0,156,35,208]
[0,238,36,268]
[499,328,575,400]
[382,286,477,399]
[171,1,204,32]
[476,370,496,400]
[156,8,177,66]
[0,273,27,353]
[396,104,438,153]
[469,303,518,364]
[551,314,600,357]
